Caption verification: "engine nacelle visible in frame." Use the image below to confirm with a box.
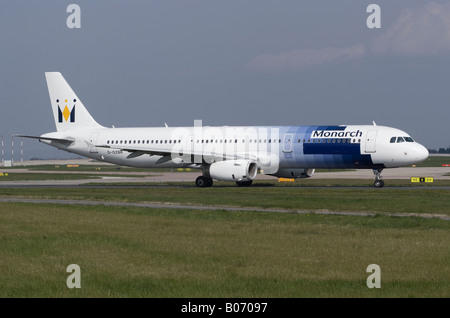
[209,160,258,182]
[273,168,315,178]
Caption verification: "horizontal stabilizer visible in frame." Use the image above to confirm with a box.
[15,134,74,145]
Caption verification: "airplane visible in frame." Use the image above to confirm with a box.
[19,72,429,188]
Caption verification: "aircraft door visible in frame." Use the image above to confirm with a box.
[283,133,293,153]
[89,133,99,153]
[365,130,377,153]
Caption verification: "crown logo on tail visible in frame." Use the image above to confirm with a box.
[57,99,76,123]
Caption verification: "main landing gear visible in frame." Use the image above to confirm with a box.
[373,168,384,188]
[195,176,254,187]
[195,176,213,188]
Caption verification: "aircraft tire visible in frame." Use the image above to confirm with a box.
[196,176,213,187]
[374,180,384,188]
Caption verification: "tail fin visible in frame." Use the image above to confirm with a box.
[45,72,103,132]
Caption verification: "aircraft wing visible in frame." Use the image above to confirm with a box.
[96,144,256,162]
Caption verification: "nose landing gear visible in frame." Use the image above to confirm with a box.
[373,168,384,188]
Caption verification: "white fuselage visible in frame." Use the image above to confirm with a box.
[40,124,429,172]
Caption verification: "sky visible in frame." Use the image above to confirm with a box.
[0,0,449,160]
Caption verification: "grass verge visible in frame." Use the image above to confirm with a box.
[0,203,448,297]
[0,185,449,216]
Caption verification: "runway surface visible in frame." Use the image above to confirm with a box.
[1,158,449,187]
[0,158,448,191]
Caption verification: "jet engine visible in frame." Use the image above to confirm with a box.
[209,159,257,182]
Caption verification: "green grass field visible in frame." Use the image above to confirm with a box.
[1,184,449,216]
[0,202,448,298]
[415,155,450,167]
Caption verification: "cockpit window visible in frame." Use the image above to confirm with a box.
[391,136,414,143]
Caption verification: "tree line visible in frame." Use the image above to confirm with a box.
[428,147,450,154]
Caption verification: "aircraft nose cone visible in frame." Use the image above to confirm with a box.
[415,144,429,163]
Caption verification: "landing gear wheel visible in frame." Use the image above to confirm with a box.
[236,180,253,187]
[206,178,214,187]
[374,179,384,188]
[196,176,213,188]
[373,168,384,188]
